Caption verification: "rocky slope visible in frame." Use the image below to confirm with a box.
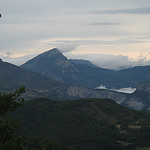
[21,48,79,82]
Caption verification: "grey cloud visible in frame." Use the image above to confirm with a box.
[5,52,12,57]
[0,53,38,66]
[57,44,78,53]
[90,22,120,26]
[49,38,147,46]
[73,7,150,14]
[66,53,150,70]
[91,7,150,14]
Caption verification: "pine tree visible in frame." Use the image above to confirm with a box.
[0,86,25,150]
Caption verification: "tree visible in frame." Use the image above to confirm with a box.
[0,86,25,150]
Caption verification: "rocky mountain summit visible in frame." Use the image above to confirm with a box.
[21,48,79,82]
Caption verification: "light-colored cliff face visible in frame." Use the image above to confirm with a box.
[66,85,147,110]
[21,83,147,111]
[67,85,126,104]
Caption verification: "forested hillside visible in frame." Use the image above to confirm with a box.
[8,98,150,150]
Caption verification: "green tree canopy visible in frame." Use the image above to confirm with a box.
[0,86,25,150]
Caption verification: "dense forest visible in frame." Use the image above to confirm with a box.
[3,90,150,150]
[0,87,72,150]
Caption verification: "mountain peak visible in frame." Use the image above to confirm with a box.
[50,48,61,53]
[21,48,79,81]
[40,48,63,58]
[48,48,62,55]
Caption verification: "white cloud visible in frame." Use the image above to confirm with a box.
[112,87,136,93]
[57,44,78,53]
[65,52,150,70]
[0,53,38,65]
[96,85,136,93]
[97,85,107,90]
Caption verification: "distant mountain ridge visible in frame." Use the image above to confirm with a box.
[21,48,150,89]
[21,48,117,88]
[1,52,150,110]
[0,58,127,102]
[69,59,99,68]
[0,58,67,99]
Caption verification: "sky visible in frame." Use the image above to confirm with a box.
[1,0,150,69]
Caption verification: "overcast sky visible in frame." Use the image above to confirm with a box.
[1,0,150,69]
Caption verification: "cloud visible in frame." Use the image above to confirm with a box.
[96,85,136,93]
[96,85,107,90]
[66,53,150,70]
[49,38,147,47]
[56,44,78,53]
[5,52,12,57]
[91,7,150,14]
[113,87,136,93]
[0,53,38,66]
[90,22,120,26]
[73,7,150,14]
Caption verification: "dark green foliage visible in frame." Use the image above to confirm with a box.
[0,87,72,150]
[22,136,74,150]
[0,86,25,115]
[8,98,150,150]
[0,86,25,150]
[0,119,23,150]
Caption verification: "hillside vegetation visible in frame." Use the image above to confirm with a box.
[8,98,150,150]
